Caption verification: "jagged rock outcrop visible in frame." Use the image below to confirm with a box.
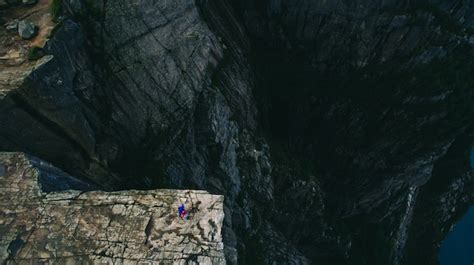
[1,0,474,264]
[0,152,225,264]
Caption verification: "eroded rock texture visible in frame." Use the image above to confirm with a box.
[0,152,225,264]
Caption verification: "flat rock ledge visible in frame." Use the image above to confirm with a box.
[0,152,226,264]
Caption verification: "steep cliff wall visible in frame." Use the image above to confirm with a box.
[1,0,474,264]
[225,0,474,263]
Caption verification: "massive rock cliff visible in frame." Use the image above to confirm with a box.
[1,0,474,264]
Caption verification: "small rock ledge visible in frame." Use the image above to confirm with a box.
[0,152,226,264]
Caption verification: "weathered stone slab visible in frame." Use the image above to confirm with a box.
[0,152,226,264]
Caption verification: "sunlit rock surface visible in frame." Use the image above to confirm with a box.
[0,152,225,264]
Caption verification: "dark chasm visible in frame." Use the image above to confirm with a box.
[0,0,474,264]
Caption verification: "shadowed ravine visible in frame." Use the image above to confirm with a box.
[1,0,474,264]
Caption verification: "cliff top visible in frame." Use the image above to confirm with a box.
[0,152,226,264]
[0,0,57,97]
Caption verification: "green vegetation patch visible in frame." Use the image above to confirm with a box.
[27,46,44,61]
[51,0,62,22]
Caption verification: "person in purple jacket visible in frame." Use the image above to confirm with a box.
[178,204,188,219]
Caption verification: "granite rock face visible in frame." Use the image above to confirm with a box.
[1,0,474,264]
[0,152,226,264]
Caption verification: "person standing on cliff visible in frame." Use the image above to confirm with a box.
[178,204,189,219]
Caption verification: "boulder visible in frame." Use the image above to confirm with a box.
[17,20,37,39]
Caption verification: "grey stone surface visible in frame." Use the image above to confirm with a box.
[4,19,18,32]
[0,152,226,264]
[17,20,37,39]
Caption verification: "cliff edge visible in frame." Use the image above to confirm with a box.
[0,152,225,264]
